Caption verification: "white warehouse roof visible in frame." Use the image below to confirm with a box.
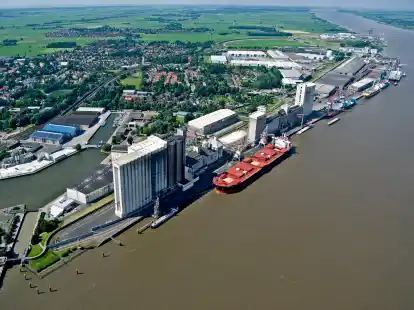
[210,55,227,63]
[114,135,167,166]
[267,50,289,59]
[351,78,376,88]
[230,59,301,69]
[249,111,266,119]
[77,107,105,113]
[227,50,267,57]
[188,109,236,131]
[219,130,247,145]
[279,69,302,79]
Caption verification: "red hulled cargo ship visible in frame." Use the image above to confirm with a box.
[213,136,292,193]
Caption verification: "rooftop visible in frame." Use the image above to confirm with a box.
[227,50,267,57]
[279,69,303,79]
[30,130,64,141]
[211,55,227,62]
[188,109,236,130]
[114,136,167,166]
[73,165,113,195]
[249,111,266,119]
[42,123,78,135]
[52,112,99,127]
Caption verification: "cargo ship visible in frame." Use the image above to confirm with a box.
[213,136,292,193]
[151,208,179,228]
[363,86,381,99]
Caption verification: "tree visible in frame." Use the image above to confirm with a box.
[101,144,112,153]
[75,144,82,151]
[112,136,118,144]
[127,136,133,145]
[31,234,41,245]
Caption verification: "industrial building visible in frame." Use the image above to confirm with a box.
[230,59,301,69]
[316,56,366,92]
[295,83,316,116]
[314,82,337,97]
[66,165,114,204]
[350,78,376,92]
[52,111,99,130]
[247,110,266,143]
[42,124,78,137]
[219,130,247,146]
[267,50,289,60]
[188,109,238,136]
[296,53,326,61]
[113,136,170,218]
[166,130,186,188]
[76,107,105,114]
[185,137,223,180]
[227,50,267,58]
[210,55,227,64]
[29,123,79,145]
[29,131,65,145]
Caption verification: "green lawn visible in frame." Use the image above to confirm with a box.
[120,71,143,90]
[48,89,73,98]
[226,39,305,49]
[29,249,60,272]
[27,244,43,258]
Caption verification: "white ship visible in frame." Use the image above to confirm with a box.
[327,117,340,125]
[151,208,179,228]
[296,124,314,135]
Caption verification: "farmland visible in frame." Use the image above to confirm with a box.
[0,6,346,57]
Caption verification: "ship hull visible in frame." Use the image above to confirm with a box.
[364,89,380,99]
[214,150,291,194]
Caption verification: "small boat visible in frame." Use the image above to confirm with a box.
[403,72,407,77]
[296,124,313,135]
[327,117,340,125]
[151,208,179,228]
[394,82,399,86]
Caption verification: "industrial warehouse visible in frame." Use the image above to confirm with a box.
[66,165,114,204]
[188,109,238,136]
[30,123,79,145]
[52,110,100,130]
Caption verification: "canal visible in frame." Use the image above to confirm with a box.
[0,113,115,210]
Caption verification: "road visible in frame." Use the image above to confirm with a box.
[54,204,117,242]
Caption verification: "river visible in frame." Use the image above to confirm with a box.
[0,114,115,210]
[2,10,414,310]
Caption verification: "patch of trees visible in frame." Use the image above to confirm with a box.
[229,25,277,32]
[247,31,292,37]
[2,39,17,46]
[31,212,60,245]
[344,40,371,48]
[253,67,283,89]
[46,41,77,48]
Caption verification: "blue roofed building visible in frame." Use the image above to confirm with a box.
[42,124,78,137]
[30,131,65,145]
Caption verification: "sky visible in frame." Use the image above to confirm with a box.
[0,0,413,9]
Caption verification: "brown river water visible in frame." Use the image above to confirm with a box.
[2,10,414,310]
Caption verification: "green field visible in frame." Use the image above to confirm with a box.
[48,89,73,98]
[0,6,346,57]
[226,38,305,49]
[121,71,143,90]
